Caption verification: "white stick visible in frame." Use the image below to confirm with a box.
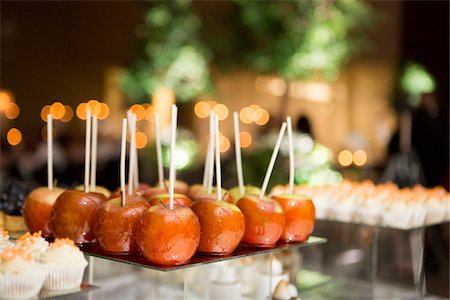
[202,139,211,188]
[259,122,287,200]
[154,112,165,189]
[127,112,136,195]
[168,105,178,210]
[207,112,215,194]
[47,114,53,190]
[214,115,222,200]
[286,117,295,194]
[120,119,127,206]
[233,112,244,197]
[84,110,92,193]
[133,115,139,188]
[90,115,98,191]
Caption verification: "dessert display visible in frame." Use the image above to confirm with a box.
[0,230,14,252]
[15,231,49,260]
[271,180,450,229]
[272,279,299,300]
[40,238,88,291]
[23,187,65,238]
[75,184,111,198]
[147,193,192,207]
[228,185,262,203]
[206,262,242,300]
[256,256,289,300]
[191,115,245,255]
[0,247,48,300]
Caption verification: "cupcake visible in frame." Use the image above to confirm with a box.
[40,238,87,291]
[15,231,49,260]
[272,279,299,300]
[0,247,47,299]
[0,230,14,253]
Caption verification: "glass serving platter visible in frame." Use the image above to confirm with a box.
[81,236,326,272]
[37,284,97,299]
[316,219,449,231]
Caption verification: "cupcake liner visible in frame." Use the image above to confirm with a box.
[43,262,87,291]
[0,267,47,300]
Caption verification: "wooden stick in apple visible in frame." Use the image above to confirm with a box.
[47,114,53,190]
[286,116,295,194]
[120,118,127,206]
[207,112,215,194]
[84,110,92,193]
[213,114,222,200]
[90,115,98,191]
[133,115,139,189]
[202,135,212,188]
[127,112,136,195]
[259,122,287,200]
[168,104,178,210]
[233,112,244,197]
[154,111,165,189]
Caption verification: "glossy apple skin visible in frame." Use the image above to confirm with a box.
[51,190,107,245]
[188,185,233,203]
[229,186,262,204]
[141,186,167,199]
[95,195,149,254]
[23,187,65,238]
[271,194,315,242]
[164,180,190,196]
[191,199,245,255]
[147,193,192,207]
[111,183,152,199]
[237,195,285,247]
[136,204,200,265]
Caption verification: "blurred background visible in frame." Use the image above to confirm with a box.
[0,0,448,193]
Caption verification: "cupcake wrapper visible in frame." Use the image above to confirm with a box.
[43,262,87,291]
[0,267,47,300]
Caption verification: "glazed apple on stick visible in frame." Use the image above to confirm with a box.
[136,105,200,265]
[237,122,287,247]
[23,114,65,237]
[271,116,315,242]
[51,110,106,245]
[95,118,149,254]
[191,114,245,255]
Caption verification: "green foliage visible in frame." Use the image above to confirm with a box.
[400,62,436,107]
[121,0,212,103]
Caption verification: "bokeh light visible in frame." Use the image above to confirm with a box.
[213,104,229,120]
[130,104,146,121]
[239,107,252,124]
[76,103,88,120]
[86,99,102,116]
[7,128,22,146]
[5,103,20,120]
[0,90,13,112]
[135,132,148,149]
[40,105,51,122]
[61,105,74,122]
[219,135,230,152]
[194,101,210,118]
[144,105,155,122]
[338,150,353,167]
[49,102,65,120]
[255,108,270,125]
[239,131,252,148]
[353,149,367,167]
[98,103,110,120]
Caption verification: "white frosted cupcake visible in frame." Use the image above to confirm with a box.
[0,247,47,299]
[15,231,49,260]
[0,230,14,252]
[272,279,299,300]
[41,238,87,291]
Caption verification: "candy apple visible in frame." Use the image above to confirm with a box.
[23,187,65,238]
[136,204,200,265]
[236,194,284,247]
[191,198,245,255]
[163,179,189,196]
[271,194,315,242]
[95,194,149,254]
[229,185,262,203]
[140,186,167,199]
[188,185,233,203]
[147,193,192,207]
[51,190,107,245]
[75,184,111,198]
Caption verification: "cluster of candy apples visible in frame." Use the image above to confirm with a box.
[23,180,315,266]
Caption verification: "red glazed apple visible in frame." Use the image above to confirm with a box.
[111,183,152,198]
[188,185,233,203]
[95,194,149,254]
[140,186,167,199]
[51,190,107,245]
[191,198,245,255]
[23,187,65,238]
[136,204,200,265]
[164,180,189,196]
[271,194,315,242]
[147,193,192,207]
[236,194,285,247]
[228,185,262,203]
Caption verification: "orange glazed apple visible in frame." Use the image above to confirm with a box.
[136,203,200,265]
[95,194,149,254]
[23,187,65,238]
[147,193,192,207]
[237,194,285,247]
[271,193,315,242]
[191,198,245,255]
[51,190,106,245]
